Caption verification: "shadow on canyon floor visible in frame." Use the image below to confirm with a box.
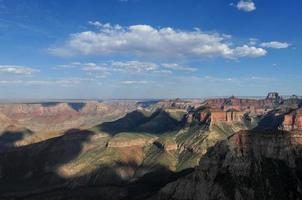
[39,102,86,111]
[252,110,286,131]
[0,128,193,200]
[96,109,185,135]
[0,128,34,150]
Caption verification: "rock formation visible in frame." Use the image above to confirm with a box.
[157,130,302,200]
[283,108,302,131]
[204,93,287,112]
[210,109,245,123]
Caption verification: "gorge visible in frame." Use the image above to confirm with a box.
[0,93,301,200]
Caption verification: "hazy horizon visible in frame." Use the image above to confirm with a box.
[0,93,300,104]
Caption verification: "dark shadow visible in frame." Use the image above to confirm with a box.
[40,102,86,111]
[136,100,160,108]
[0,129,193,200]
[252,110,286,131]
[67,103,86,111]
[0,128,34,151]
[41,102,60,107]
[97,110,150,134]
[96,109,184,135]
[0,128,96,197]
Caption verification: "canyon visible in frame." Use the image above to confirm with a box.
[0,93,301,200]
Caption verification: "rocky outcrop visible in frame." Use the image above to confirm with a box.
[266,92,280,100]
[149,98,202,111]
[199,111,210,122]
[205,93,286,112]
[210,110,245,123]
[211,111,227,121]
[283,108,302,131]
[157,130,302,200]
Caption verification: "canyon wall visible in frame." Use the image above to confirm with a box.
[210,110,245,123]
[0,101,136,134]
[283,108,302,131]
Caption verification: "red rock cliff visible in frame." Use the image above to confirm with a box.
[283,108,302,131]
[210,110,245,123]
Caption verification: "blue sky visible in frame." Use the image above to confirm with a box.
[0,0,301,99]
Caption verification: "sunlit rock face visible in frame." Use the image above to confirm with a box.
[157,130,302,200]
[210,110,245,123]
[0,101,136,132]
[283,108,302,131]
[205,97,275,111]
[0,101,137,147]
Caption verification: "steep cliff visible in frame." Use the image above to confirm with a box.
[283,108,302,131]
[157,130,302,200]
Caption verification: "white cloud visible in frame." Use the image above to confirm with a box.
[236,0,256,12]
[0,65,38,75]
[111,61,158,73]
[232,45,266,57]
[59,60,200,76]
[0,77,94,86]
[202,76,238,82]
[25,78,93,86]
[248,76,276,81]
[121,80,152,85]
[0,80,23,84]
[50,21,267,59]
[260,41,290,49]
[153,69,173,75]
[66,61,159,75]
[175,75,276,85]
[162,63,198,72]
[248,38,258,46]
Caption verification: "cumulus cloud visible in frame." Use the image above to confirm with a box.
[236,0,256,12]
[50,21,267,59]
[232,45,266,57]
[0,65,38,75]
[260,41,290,49]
